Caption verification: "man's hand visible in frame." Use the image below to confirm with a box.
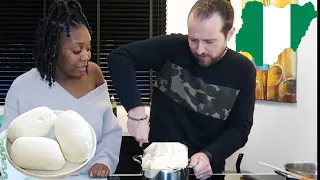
[127,106,150,145]
[88,163,110,178]
[189,152,213,180]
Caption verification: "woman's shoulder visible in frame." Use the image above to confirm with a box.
[10,68,41,89]
[5,68,42,111]
[80,62,109,101]
[87,62,105,87]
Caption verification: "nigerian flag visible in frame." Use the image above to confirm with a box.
[236,1,317,67]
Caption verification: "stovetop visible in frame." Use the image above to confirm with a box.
[104,174,288,180]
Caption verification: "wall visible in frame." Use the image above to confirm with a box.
[0,0,317,173]
[167,0,318,173]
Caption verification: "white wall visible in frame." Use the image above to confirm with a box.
[167,0,318,173]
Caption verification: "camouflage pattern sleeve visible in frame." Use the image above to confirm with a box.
[107,34,183,111]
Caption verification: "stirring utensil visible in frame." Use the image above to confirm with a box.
[257,161,314,180]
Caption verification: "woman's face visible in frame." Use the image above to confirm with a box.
[56,25,91,78]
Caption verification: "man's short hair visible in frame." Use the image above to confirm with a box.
[189,0,234,36]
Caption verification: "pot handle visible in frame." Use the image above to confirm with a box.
[274,170,300,180]
[236,153,244,173]
[187,158,195,169]
[132,155,142,165]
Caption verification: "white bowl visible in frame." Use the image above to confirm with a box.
[4,110,97,179]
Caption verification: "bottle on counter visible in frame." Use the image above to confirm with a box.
[111,95,117,117]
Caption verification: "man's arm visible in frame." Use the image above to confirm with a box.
[201,63,256,164]
[107,34,182,112]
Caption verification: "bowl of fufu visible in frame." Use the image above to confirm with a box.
[4,107,97,179]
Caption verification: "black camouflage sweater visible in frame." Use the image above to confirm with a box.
[107,34,256,172]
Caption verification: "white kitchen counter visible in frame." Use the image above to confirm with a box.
[0,174,248,180]
[0,174,263,180]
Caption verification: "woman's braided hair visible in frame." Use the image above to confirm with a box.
[33,0,92,86]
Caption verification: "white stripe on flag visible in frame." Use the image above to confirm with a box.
[263,4,291,65]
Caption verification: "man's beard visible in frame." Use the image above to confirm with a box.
[194,46,228,68]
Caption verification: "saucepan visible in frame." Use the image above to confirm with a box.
[274,162,317,180]
[132,155,193,180]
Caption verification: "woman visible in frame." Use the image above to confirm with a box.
[0,0,122,178]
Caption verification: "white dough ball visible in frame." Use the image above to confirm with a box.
[7,106,57,143]
[54,110,93,164]
[10,137,66,171]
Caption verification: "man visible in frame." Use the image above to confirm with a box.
[108,0,256,179]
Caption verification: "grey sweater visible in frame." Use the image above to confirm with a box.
[0,68,122,175]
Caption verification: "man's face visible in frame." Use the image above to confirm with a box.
[187,13,234,67]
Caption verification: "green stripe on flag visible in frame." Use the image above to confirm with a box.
[290,2,318,51]
[236,1,264,66]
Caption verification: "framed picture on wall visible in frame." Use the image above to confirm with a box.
[235,0,317,103]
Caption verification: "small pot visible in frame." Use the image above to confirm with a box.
[275,162,317,179]
[132,155,191,180]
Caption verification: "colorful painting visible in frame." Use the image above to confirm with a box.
[235,0,317,103]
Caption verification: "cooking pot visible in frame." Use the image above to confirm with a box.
[275,162,317,179]
[132,155,191,180]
